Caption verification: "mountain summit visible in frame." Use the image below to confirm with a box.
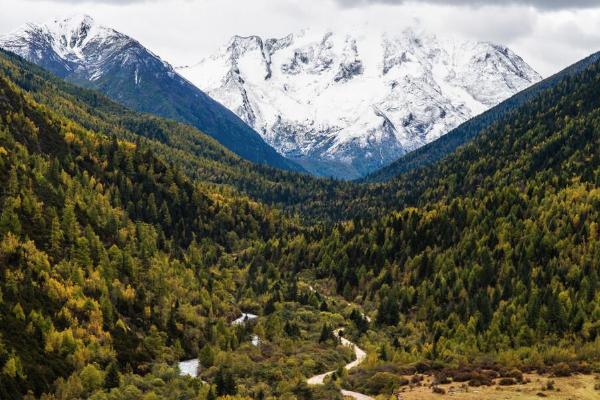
[0,15,304,172]
[178,28,541,178]
[0,14,131,79]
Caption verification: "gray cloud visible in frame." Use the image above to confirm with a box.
[336,0,600,10]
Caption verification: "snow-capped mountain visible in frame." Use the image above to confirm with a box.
[0,14,143,81]
[177,28,542,179]
[0,15,303,172]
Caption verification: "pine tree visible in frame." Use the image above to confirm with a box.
[146,193,158,221]
[0,197,21,236]
[319,323,332,343]
[378,343,390,361]
[160,201,172,227]
[104,362,120,389]
[319,300,329,312]
[61,199,78,245]
[49,215,63,257]
[214,367,225,396]
[224,370,237,395]
[199,344,215,368]
[206,386,217,400]
[215,366,236,396]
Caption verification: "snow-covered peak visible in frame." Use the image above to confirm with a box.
[177,27,541,178]
[48,13,95,35]
[45,15,116,60]
[228,35,264,53]
[0,15,174,83]
[2,14,118,61]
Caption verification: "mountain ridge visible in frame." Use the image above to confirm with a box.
[0,14,304,173]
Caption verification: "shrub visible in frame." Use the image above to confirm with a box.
[451,371,473,382]
[468,377,492,387]
[414,361,432,373]
[551,363,572,377]
[544,380,556,391]
[432,386,446,394]
[500,368,523,381]
[498,378,517,386]
[365,372,408,394]
[467,373,492,387]
[482,369,500,379]
[433,371,450,385]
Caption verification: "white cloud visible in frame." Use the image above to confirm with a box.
[1,0,600,77]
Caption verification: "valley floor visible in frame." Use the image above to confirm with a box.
[392,374,599,400]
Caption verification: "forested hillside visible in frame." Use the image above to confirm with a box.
[0,49,360,222]
[0,51,317,398]
[0,45,599,399]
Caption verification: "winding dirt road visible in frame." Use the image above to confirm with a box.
[307,328,373,400]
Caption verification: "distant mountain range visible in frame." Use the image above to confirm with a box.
[0,14,303,172]
[177,28,541,178]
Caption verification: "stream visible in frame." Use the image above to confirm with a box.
[177,313,258,378]
[178,307,373,399]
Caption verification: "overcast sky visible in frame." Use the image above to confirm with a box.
[1,0,600,76]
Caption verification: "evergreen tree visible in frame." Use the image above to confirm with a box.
[104,362,120,389]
